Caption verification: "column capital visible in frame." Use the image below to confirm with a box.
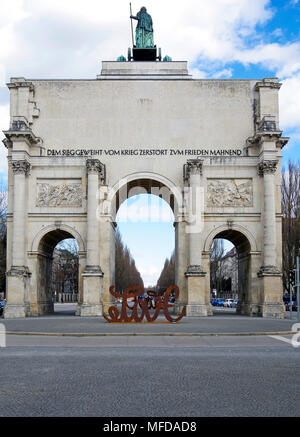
[257,160,278,176]
[12,160,31,176]
[86,159,106,182]
[184,159,203,182]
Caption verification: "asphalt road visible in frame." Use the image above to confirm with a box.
[0,334,299,417]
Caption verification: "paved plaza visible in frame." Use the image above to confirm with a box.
[1,304,298,336]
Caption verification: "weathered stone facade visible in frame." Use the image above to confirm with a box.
[2,61,288,318]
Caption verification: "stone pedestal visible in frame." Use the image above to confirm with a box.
[4,268,31,318]
[185,273,213,317]
[257,271,285,318]
[76,270,103,317]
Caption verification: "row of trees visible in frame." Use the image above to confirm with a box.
[115,228,144,292]
[281,160,300,292]
[156,251,175,289]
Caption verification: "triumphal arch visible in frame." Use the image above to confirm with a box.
[3,11,289,319]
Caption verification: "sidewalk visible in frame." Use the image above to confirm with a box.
[1,306,298,336]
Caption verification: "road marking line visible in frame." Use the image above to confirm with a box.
[269,335,293,345]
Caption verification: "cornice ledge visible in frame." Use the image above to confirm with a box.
[7,79,34,92]
[276,137,289,149]
[248,130,284,146]
[255,79,281,91]
[3,128,42,146]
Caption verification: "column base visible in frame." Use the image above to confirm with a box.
[4,304,30,319]
[185,272,212,317]
[76,303,103,317]
[185,304,213,317]
[79,269,103,317]
[257,303,285,319]
[4,268,31,318]
[257,269,285,318]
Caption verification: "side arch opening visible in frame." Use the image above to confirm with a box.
[209,229,252,315]
[37,229,80,315]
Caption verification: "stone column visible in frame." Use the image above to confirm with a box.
[257,159,284,318]
[5,160,31,318]
[77,159,104,316]
[258,160,278,271]
[86,160,103,270]
[174,219,188,314]
[184,160,212,316]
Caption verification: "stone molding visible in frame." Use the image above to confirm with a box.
[257,160,278,176]
[12,160,31,176]
[82,266,104,277]
[185,265,206,277]
[276,137,290,149]
[8,80,34,92]
[3,128,41,146]
[184,159,203,182]
[255,79,281,91]
[7,267,31,278]
[86,159,106,182]
[257,265,282,277]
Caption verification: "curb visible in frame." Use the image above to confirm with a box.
[5,331,297,337]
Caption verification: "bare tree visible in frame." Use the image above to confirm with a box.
[52,238,79,301]
[210,239,226,296]
[157,251,175,289]
[281,161,300,292]
[115,227,144,292]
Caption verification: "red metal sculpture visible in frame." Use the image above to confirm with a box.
[104,285,185,323]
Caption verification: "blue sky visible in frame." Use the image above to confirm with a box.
[0,0,300,284]
[117,195,175,287]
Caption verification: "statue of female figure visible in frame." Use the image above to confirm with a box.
[131,7,154,48]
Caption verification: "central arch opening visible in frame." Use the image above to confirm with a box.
[113,176,178,295]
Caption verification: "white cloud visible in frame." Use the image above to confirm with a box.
[0,0,297,83]
[212,68,233,78]
[0,0,274,81]
[189,68,208,79]
[138,265,161,287]
[279,73,300,131]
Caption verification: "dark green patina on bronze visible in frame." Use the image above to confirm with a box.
[130,6,154,48]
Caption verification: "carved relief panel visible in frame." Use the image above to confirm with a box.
[36,180,83,207]
[207,179,253,207]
